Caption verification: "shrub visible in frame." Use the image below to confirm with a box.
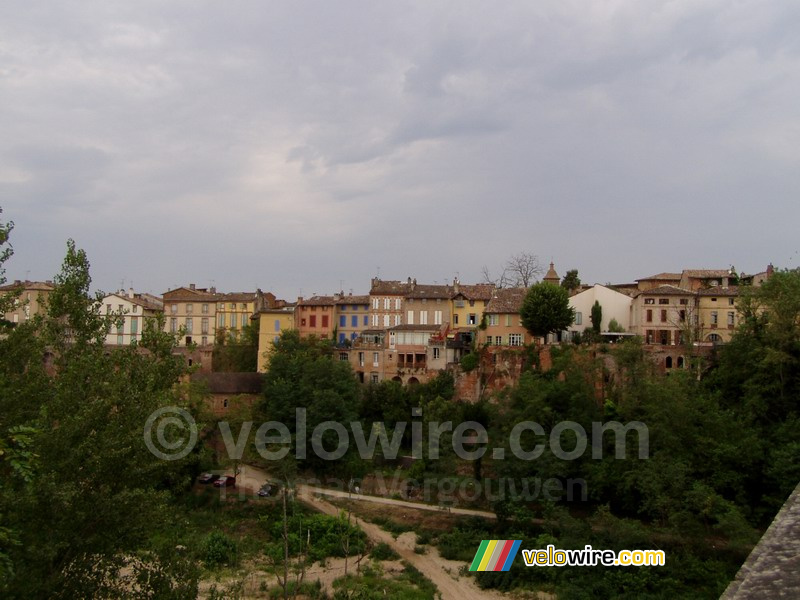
[203,531,238,568]
[460,352,479,372]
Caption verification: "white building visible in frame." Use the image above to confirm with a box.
[101,289,163,346]
[568,284,632,335]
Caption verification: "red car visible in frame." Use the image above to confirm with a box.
[213,475,236,488]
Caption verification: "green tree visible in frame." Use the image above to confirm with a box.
[258,330,360,471]
[0,240,200,598]
[608,318,625,333]
[519,282,575,343]
[212,322,259,372]
[560,269,580,292]
[591,300,602,334]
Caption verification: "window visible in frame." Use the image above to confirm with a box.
[201,318,209,334]
[322,315,329,328]
[185,317,193,334]
[372,298,379,309]
[383,315,390,327]
[504,315,511,326]
[132,304,138,313]
[468,314,476,325]
[339,333,345,344]
[679,299,688,305]
[310,315,317,327]
[646,309,653,323]
[728,298,735,306]
[575,312,582,325]
[384,298,390,310]
[223,399,228,409]
[495,336,503,345]
[201,336,208,346]
[352,305,358,311]
[339,352,349,361]
[420,312,428,325]
[395,298,401,310]
[358,352,364,367]
[679,310,686,322]
[434,310,442,325]
[727,311,734,326]
[229,314,236,328]
[660,309,667,322]
[106,304,111,313]
[218,303,224,310]
[239,313,246,327]
[711,311,718,325]
[372,315,378,327]
[218,314,225,328]
[351,315,357,327]
[371,373,379,383]
[130,317,138,334]
[469,300,475,307]
[666,356,673,369]
[230,303,235,309]
[186,303,193,314]
[117,334,124,345]
[453,314,459,325]
[509,333,523,346]
[394,315,400,326]
[658,299,669,305]
[488,314,498,326]
[170,317,177,333]
[644,298,654,305]
[340,315,346,327]
[407,310,414,325]
[171,304,178,314]
[363,315,368,326]
[202,303,208,314]
[373,352,379,366]
[711,297,717,302]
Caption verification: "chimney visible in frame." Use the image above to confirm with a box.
[453,277,459,294]
[128,287,134,298]
[210,286,216,294]
[297,296,303,304]
[767,263,774,276]
[189,283,196,290]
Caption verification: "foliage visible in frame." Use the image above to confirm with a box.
[591,300,602,333]
[608,318,626,333]
[371,542,399,561]
[519,282,575,340]
[213,322,259,372]
[203,531,238,568]
[460,352,479,372]
[561,269,581,291]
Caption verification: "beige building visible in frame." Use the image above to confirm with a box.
[404,284,452,328]
[630,285,696,346]
[101,289,163,345]
[162,285,219,347]
[568,284,633,336]
[477,288,534,347]
[369,278,414,329]
[1,280,54,325]
[697,286,739,344]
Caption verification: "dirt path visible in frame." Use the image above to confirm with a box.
[237,465,517,600]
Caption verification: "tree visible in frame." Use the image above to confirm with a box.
[591,300,602,333]
[212,322,259,372]
[520,282,575,342]
[0,239,200,598]
[608,318,626,333]
[482,251,543,288]
[561,269,581,292]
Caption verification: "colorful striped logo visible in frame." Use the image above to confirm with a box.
[469,540,522,572]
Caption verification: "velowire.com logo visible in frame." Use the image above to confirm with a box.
[469,540,522,572]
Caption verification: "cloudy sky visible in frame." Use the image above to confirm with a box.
[1,1,798,299]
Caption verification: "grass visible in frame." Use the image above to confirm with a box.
[332,561,439,600]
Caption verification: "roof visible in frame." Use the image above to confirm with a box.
[297,295,336,307]
[127,294,163,311]
[163,286,219,301]
[370,278,415,295]
[698,285,739,297]
[219,292,258,303]
[452,283,495,301]
[191,372,264,394]
[0,280,55,292]
[636,272,682,282]
[543,262,559,282]
[682,269,733,279]
[485,288,528,314]
[388,324,442,332]
[335,295,370,305]
[638,285,694,297]
[405,284,453,300]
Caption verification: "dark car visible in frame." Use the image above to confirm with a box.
[197,473,220,484]
[213,475,236,488]
[257,483,272,497]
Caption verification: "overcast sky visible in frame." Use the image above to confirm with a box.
[1,1,798,299]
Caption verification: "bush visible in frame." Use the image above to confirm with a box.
[371,542,399,561]
[203,531,238,568]
[460,353,479,372]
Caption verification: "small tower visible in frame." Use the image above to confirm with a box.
[543,262,560,285]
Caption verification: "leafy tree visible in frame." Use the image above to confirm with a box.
[212,322,259,372]
[519,282,575,342]
[591,300,602,333]
[560,269,580,292]
[258,330,360,471]
[608,318,626,333]
[0,240,200,598]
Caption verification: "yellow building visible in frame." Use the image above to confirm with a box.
[256,305,295,373]
[697,286,739,344]
[450,281,494,330]
[476,288,533,347]
[0,280,54,326]
[215,291,270,341]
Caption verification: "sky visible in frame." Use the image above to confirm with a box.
[1,1,799,299]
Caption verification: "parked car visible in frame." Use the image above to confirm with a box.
[213,475,236,488]
[197,473,219,484]
[257,483,272,497]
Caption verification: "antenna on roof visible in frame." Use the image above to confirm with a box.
[376,266,381,278]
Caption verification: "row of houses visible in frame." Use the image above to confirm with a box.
[1,262,774,383]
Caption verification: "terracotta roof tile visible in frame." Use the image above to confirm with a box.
[485,288,528,313]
